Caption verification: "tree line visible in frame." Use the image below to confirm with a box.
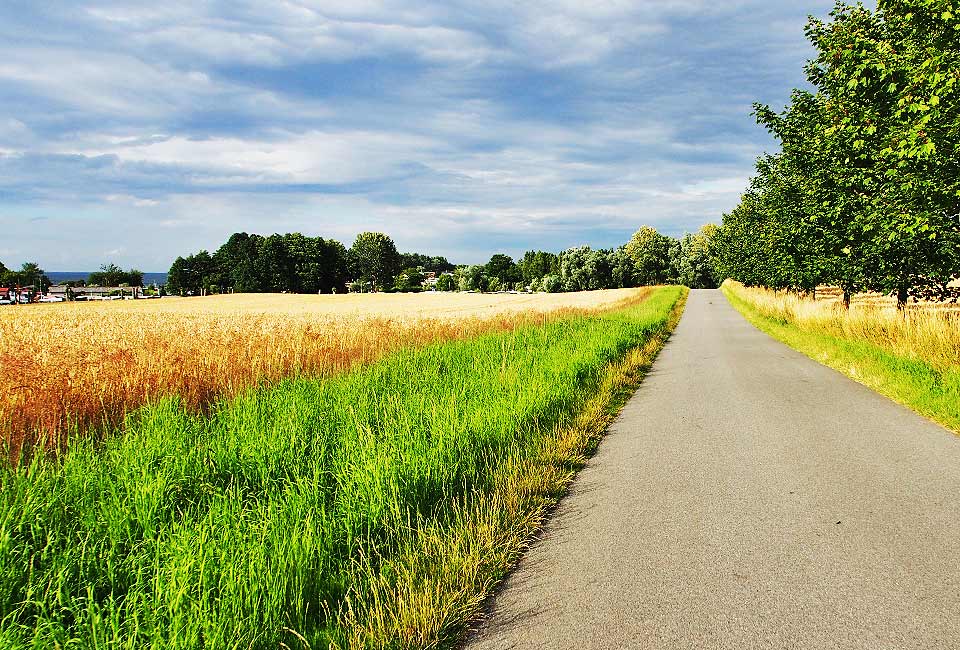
[0,261,51,291]
[715,1,960,308]
[0,261,145,291]
[168,226,721,295]
[449,224,719,293]
[167,232,455,295]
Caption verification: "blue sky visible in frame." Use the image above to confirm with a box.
[0,0,839,270]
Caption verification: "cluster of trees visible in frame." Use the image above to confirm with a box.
[0,261,145,296]
[715,1,960,308]
[86,264,144,287]
[0,261,50,290]
[167,231,454,296]
[447,224,720,293]
[168,224,721,296]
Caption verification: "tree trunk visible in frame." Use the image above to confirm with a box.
[897,285,908,312]
[812,286,817,302]
[842,288,851,311]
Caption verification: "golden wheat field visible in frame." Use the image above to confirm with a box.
[2,289,647,456]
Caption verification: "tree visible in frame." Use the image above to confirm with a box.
[399,253,455,274]
[671,224,720,289]
[485,254,519,286]
[167,251,213,295]
[256,234,295,292]
[349,232,401,292]
[718,2,960,308]
[455,265,488,292]
[307,237,350,294]
[519,251,559,284]
[2,262,52,291]
[394,267,425,292]
[608,247,636,288]
[88,264,143,287]
[625,226,675,285]
[211,232,262,292]
[435,273,456,292]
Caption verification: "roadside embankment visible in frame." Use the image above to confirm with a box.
[722,280,960,433]
[0,286,686,649]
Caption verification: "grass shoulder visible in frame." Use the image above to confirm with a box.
[722,282,960,435]
[0,286,688,649]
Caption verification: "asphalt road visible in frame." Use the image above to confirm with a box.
[464,288,960,650]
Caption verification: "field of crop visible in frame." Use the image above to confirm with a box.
[807,285,960,313]
[1,289,641,458]
[723,281,960,432]
[0,286,686,649]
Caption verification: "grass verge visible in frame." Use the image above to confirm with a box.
[722,281,960,434]
[0,286,687,649]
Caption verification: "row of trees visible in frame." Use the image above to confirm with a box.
[715,1,960,308]
[0,261,51,291]
[435,224,721,293]
[167,232,455,295]
[168,225,722,296]
[84,264,144,287]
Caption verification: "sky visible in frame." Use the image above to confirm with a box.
[0,0,840,271]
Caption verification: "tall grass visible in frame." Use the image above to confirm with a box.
[723,280,960,432]
[1,289,642,459]
[0,286,685,649]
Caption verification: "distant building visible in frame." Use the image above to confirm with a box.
[47,285,143,300]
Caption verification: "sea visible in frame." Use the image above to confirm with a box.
[48,272,168,286]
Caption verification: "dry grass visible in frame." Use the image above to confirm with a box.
[725,281,960,371]
[809,285,960,313]
[1,289,647,457]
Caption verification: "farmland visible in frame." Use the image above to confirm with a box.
[1,289,641,458]
[0,286,685,648]
[723,281,960,433]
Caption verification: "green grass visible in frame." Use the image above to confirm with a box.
[0,286,686,649]
[722,284,960,434]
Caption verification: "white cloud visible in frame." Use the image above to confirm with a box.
[0,0,839,268]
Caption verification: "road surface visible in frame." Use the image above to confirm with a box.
[465,289,960,650]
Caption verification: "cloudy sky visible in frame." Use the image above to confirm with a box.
[0,1,838,271]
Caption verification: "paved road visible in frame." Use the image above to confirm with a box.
[465,289,960,650]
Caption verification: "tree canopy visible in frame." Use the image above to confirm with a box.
[88,264,144,287]
[0,262,51,291]
[716,1,960,307]
[349,232,401,293]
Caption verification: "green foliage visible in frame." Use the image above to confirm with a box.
[0,262,51,291]
[167,251,214,295]
[170,232,352,295]
[393,267,425,292]
[349,232,401,292]
[519,250,559,284]
[485,254,520,286]
[0,288,684,649]
[625,226,675,285]
[718,1,960,306]
[434,273,456,292]
[456,264,488,292]
[87,263,144,287]
[399,252,455,275]
[671,224,720,289]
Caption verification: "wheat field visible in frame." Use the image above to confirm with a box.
[2,289,646,457]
